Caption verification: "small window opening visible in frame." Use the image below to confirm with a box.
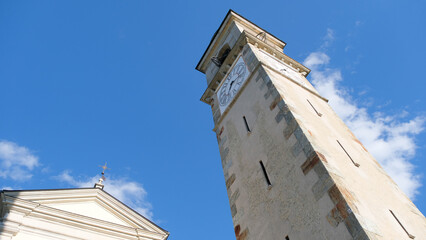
[259,161,272,188]
[307,99,322,117]
[243,116,251,132]
[211,44,231,67]
[285,236,290,240]
[336,140,360,167]
[389,210,415,239]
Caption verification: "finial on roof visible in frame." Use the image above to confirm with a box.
[94,162,108,189]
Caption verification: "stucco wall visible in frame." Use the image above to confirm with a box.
[209,43,426,240]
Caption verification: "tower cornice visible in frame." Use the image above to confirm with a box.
[196,9,286,74]
[200,30,311,104]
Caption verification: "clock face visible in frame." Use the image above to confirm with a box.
[217,56,249,113]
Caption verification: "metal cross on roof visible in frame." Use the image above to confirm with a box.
[99,162,108,174]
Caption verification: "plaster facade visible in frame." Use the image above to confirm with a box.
[0,188,169,240]
[197,10,426,240]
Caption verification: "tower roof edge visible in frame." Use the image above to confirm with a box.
[195,9,286,73]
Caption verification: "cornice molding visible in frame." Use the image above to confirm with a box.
[201,30,310,104]
[261,64,327,103]
[196,9,286,73]
[1,189,169,240]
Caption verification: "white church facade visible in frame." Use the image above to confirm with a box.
[0,188,169,240]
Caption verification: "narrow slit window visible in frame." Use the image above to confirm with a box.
[243,116,251,132]
[307,99,322,117]
[389,210,415,239]
[259,161,272,187]
[336,140,360,167]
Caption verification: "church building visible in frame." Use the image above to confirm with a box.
[0,182,169,239]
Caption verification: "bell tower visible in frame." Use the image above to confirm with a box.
[196,10,426,240]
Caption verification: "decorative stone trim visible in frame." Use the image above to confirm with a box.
[1,189,169,240]
[262,64,328,103]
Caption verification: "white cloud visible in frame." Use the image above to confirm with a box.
[0,140,39,181]
[56,171,153,219]
[304,50,424,199]
[304,52,330,68]
[321,28,335,49]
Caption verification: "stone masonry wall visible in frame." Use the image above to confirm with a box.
[209,42,426,239]
[211,44,369,239]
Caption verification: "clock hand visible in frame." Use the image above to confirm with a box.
[228,73,239,93]
[229,80,238,94]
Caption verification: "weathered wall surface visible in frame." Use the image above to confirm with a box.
[209,43,426,239]
[262,47,426,239]
[212,44,351,239]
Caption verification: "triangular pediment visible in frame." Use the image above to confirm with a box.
[43,198,133,226]
[1,188,168,239]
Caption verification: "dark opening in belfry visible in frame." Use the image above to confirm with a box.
[211,44,231,67]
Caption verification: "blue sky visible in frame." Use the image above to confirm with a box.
[1,1,425,239]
